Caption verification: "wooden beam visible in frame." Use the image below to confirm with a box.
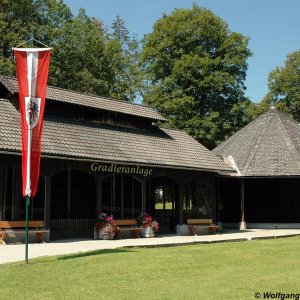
[14,168,21,221]
[44,176,51,229]
[3,168,7,220]
[67,169,71,219]
[96,176,102,213]
[121,175,124,218]
[11,167,15,220]
[0,169,3,220]
[148,178,152,213]
[216,177,222,227]
[142,181,146,213]
[178,182,183,225]
[112,175,115,214]
[131,177,134,218]
[240,178,247,230]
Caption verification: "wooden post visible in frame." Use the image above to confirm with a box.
[0,169,4,220]
[216,177,222,229]
[3,168,7,220]
[148,178,152,214]
[11,167,16,220]
[96,176,102,213]
[178,182,183,226]
[44,176,51,229]
[110,175,116,214]
[15,168,22,220]
[131,177,135,218]
[240,178,247,230]
[142,181,146,213]
[121,175,124,218]
[67,169,71,219]
[212,176,216,223]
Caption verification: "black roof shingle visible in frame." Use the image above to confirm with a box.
[0,75,167,122]
[0,98,232,173]
[213,107,300,176]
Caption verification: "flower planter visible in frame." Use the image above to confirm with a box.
[140,226,155,238]
[95,213,117,240]
[98,227,115,240]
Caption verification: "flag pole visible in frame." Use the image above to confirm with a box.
[24,113,32,264]
[24,34,34,265]
[25,195,29,264]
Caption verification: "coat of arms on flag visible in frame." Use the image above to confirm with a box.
[25,97,40,128]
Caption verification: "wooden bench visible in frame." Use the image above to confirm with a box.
[0,221,48,244]
[187,219,219,235]
[114,220,141,239]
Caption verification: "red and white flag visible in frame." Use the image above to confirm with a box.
[14,48,51,198]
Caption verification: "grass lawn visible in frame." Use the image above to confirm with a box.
[1,236,300,300]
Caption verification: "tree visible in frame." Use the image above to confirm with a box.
[0,0,72,76]
[49,8,112,95]
[261,50,300,121]
[141,5,252,149]
[0,1,141,101]
[107,15,142,101]
[111,15,129,48]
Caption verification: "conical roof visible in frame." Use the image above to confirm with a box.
[213,107,300,176]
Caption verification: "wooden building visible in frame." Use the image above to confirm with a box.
[0,75,232,240]
[213,107,300,229]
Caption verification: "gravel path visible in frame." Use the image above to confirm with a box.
[1,229,300,264]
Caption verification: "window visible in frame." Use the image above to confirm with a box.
[155,185,175,210]
[102,175,142,218]
[183,180,213,218]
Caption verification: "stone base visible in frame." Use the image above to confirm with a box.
[176,224,210,235]
[217,222,223,230]
[176,224,189,236]
[239,221,247,230]
[247,223,300,229]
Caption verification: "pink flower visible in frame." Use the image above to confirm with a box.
[137,212,159,231]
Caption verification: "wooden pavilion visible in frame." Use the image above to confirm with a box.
[213,107,300,229]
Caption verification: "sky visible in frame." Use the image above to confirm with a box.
[64,0,300,103]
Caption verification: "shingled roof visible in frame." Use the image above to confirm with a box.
[0,75,167,122]
[213,107,300,176]
[0,98,232,173]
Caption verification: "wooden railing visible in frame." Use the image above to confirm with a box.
[50,219,95,230]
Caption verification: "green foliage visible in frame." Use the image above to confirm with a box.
[107,16,143,101]
[261,50,300,121]
[0,0,141,101]
[1,237,300,299]
[0,0,72,74]
[49,9,113,96]
[108,16,143,101]
[141,5,253,148]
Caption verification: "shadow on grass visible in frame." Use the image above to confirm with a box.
[22,248,136,266]
[57,248,135,261]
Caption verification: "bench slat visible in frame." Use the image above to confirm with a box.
[114,219,137,226]
[0,221,44,229]
[187,219,214,225]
